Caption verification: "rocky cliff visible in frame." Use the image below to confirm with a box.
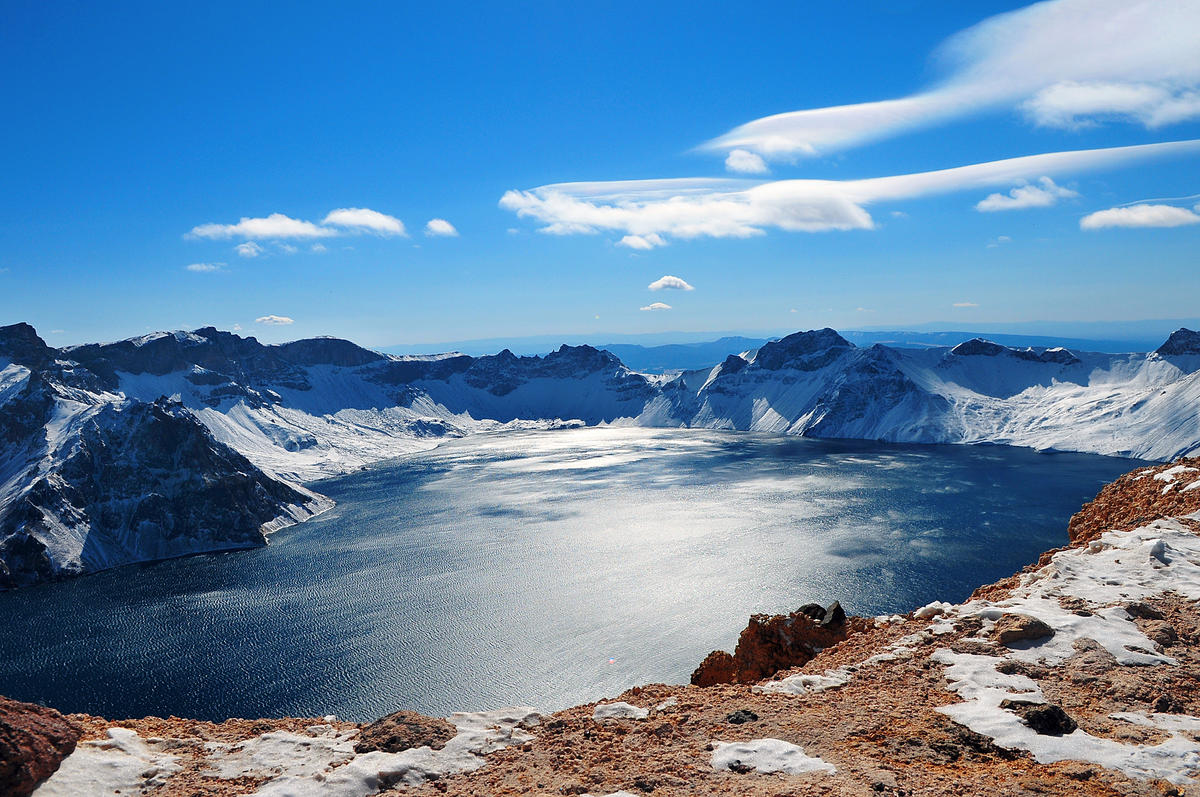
[13,457,1200,795]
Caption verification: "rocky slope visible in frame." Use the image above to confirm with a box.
[10,457,1200,795]
[0,324,330,587]
[3,321,1200,586]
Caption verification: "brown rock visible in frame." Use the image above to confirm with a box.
[0,695,81,797]
[991,613,1055,646]
[1067,457,1200,546]
[691,604,866,686]
[354,710,457,754]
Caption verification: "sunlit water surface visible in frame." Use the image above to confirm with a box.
[0,428,1139,721]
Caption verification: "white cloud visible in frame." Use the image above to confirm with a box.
[189,207,406,241]
[424,218,459,237]
[701,0,1200,160]
[856,307,874,313]
[233,323,243,331]
[975,176,1079,211]
[1080,203,1200,229]
[185,262,224,272]
[986,235,1013,248]
[190,213,335,240]
[1024,81,1200,128]
[617,233,667,250]
[255,315,295,325]
[501,140,1200,244]
[953,301,979,307]
[277,243,299,254]
[311,243,327,253]
[640,302,672,311]
[725,149,769,174]
[235,242,264,258]
[322,208,407,236]
[648,275,695,291]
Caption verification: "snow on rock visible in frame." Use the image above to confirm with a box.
[34,728,181,796]
[248,707,543,796]
[710,738,836,775]
[929,518,1200,784]
[592,702,649,721]
[205,725,358,779]
[753,669,851,696]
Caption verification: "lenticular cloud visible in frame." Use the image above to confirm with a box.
[701,0,1200,160]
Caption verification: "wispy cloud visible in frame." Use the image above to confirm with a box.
[640,302,672,311]
[311,243,327,253]
[188,207,406,241]
[235,242,264,258]
[725,149,769,174]
[617,233,667,250]
[1080,203,1200,229]
[700,0,1200,160]
[648,275,694,291]
[255,315,294,325]
[185,262,224,272]
[501,140,1200,245]
[953,301,979,308]
[424,218,459,237]
[986,235,1012,248]
[975,176,1078,211]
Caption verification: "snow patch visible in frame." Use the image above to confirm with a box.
[710,738,836,775]
[35,728,182,796]
[593,702,649,721]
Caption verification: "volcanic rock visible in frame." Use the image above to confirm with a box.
[991,613,1055,646]
[0,696,80,796]
[354,710,457,754]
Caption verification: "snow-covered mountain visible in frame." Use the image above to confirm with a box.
[2,322,1198,586]
[0,324,330,588]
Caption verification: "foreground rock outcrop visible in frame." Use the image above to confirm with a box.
[0,697,80,796]
[22,457,1200,795]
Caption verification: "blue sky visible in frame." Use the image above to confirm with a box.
[1,0,1198,348]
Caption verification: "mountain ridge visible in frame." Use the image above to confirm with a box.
[2,321,1199,586]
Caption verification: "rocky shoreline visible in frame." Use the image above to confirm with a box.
[6,457,1200,796]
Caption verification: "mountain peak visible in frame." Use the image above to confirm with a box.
[753,328,854,371]
[0,322,54,367]
[1156,328,1200,356]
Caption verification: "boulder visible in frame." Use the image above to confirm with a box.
[991,614,1054,646]
[355,710,457,754]
[0,696,80,797]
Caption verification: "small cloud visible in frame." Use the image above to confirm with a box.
[424,218,459,237]
[890,210,908,218]
[856,307,874,312]
[255,315,294,326]
[49,329,65,334]
[986,235,1012,248]
[185,262,224,273]
[953,301,979,308]
[235,242,264,258]
[724,148,769,174]
[190,213,334,240]
[648,275,694,291]
[789,308,798,313]
[594,314,600,319]
[640,302,672,311]
[1080,203,1200,229]
[617,233,666,250]
[277,243,299,254]
[975,177,1079,212]
[233,323,243,331]
[507,228,521,235]
[311,244,327,253]
[322,207,407,236]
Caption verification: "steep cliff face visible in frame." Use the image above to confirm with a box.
[0,325,330,588]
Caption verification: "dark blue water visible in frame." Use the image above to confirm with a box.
[0,429,1138,722]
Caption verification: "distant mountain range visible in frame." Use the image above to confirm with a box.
[385,322,1200,374]
[2,322,1198,586]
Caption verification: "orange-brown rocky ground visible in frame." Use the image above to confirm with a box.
[12,457,1200,796]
